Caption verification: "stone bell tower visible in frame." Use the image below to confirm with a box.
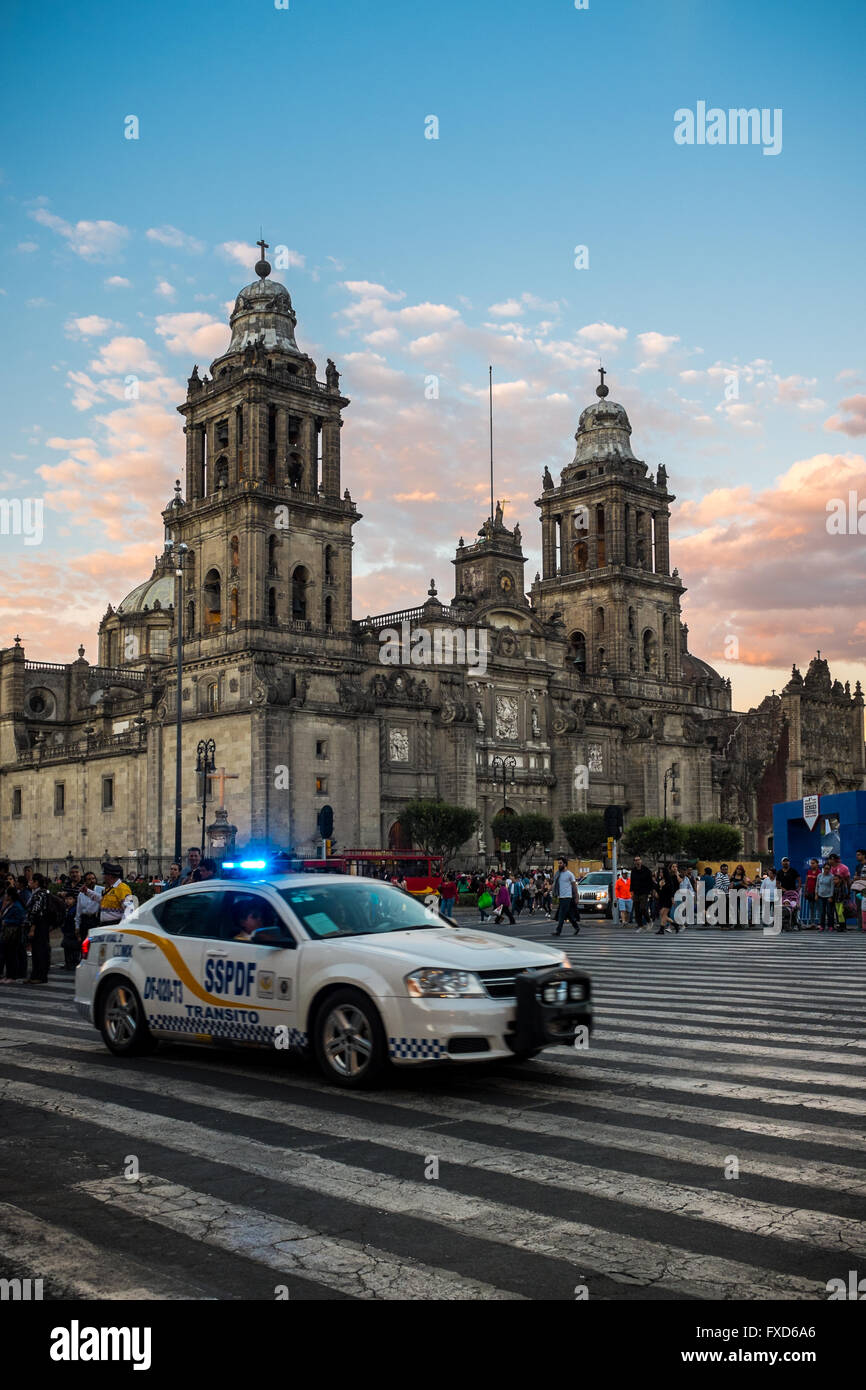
[532,369,684,685]
[170,239,358,652]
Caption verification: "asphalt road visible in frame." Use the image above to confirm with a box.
[1,921,865,1301]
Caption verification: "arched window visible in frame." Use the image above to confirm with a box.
[229,587,238,628]
[597,646,606,671]
[643,628,657,673]
[292,565,309,622]
[629,647,636,673]
[205,681,219,712]
[268,587,276,624]
[663,650,671,679]
[324,594,333,628]
[215,456,228,490]
[596,505,606,567]
[230,535,239,572]
[203,568,221,629]
[572,540,588,572]
[628,606,636,638]
[186,600,195,638]
[324,545,334,581]
[595,606,605,636]
[267,535,278,575]
[569,631,586,672]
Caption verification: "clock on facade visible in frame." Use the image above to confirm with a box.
[498,572,514,593]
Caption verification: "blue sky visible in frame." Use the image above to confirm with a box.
[1,0,864,706]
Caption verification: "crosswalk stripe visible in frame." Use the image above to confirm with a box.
[75,1175,521,1301]
[0,1070,829,1300]
[3,1047,866,1263]
[584,1029,866,1067]
[0,1200,202,1300]
[5,1044,866,1197]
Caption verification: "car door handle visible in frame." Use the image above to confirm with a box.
[138,943,157,951]
[208,949,229,957]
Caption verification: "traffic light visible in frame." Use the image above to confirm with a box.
[603,804,623,839]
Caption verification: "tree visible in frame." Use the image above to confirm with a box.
[683,821,742,862]
[399,800,479,866]
[621,815,686,861]
[560,812,606,858]
[491,811,554,867]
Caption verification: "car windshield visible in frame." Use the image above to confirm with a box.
[277,882,444,939]
[581,874,610,885]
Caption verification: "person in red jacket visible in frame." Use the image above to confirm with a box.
[439,874,458,920]
[803,857,820,927]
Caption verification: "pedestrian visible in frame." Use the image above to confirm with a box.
[180,847,202,884]
[615,869,632,925]
[493,878,515,926]
[75,871,102,943]
[815,861,835,931]
[715,863,731,894]
[477,883,493,922]
[439,873,458,920]
[828,853,852,931]
[191,857,218,882]
[655,862,677,935]
[61,892,81,969]
[629,855,655,931]
[99,861,133,927]
[803,858,820,927]
[161,861,183,893]
[671,866,694,932]
[551,857,580,937]
[25,873,55,984]
[0,886,28,983]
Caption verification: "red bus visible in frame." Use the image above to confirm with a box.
[290,850,443,897]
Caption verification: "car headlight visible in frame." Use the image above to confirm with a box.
[406,968,485,998]
[595,892,606,900]
[569,980,586,1001]
[558,953,573,969]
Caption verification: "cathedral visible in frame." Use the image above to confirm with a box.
[1,250,863,875]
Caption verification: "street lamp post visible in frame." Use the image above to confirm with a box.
[662,762,678,865]
[196,739,216,855]
[491,755,517,868]
[173,540,189,864]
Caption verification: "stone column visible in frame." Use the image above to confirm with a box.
[626,505,637,567]
[275,407,287,487]
[306,416,319,493]
[184,424,197,500]
[321,418,341,497]
[588,508,599,569]
[541,511,555,579]
[227,409,237,486]
[654,509,671,575]
[608,497,625,565]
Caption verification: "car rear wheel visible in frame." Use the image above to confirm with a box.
[314,988,387,1088]
[98,979,156,1056]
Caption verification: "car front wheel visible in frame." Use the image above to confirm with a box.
[314,988,387,1088]
[98,979,156,1056]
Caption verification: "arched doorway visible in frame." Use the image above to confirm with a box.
[388,820,411,851]
[203,568,221,629]
[292,565,309,622]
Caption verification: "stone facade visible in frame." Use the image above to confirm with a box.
[1,265,863,875]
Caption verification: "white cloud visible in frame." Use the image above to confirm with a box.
[342,281,405,302]
[155,280,176,299]
[65,315,114,338]
[30,208,129,260]
[17,241,38,253]
[104,276,131,288]
[637,331,680,359]
[146,225,205,254]
[577,322,629,348]
[154,311,228,358]
[489,299,523,317]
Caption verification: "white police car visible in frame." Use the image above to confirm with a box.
[75,874,592,1087]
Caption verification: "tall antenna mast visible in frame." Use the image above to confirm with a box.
[488,364,494,525]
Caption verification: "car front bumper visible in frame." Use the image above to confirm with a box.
[383,967,593,1064]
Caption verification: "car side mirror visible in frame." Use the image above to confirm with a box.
[249,926,295,948]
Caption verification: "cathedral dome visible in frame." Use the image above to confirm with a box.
[116,574,175,614]
[572,396,638,465]
[682,651,726,690]
[226,277,301,356]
